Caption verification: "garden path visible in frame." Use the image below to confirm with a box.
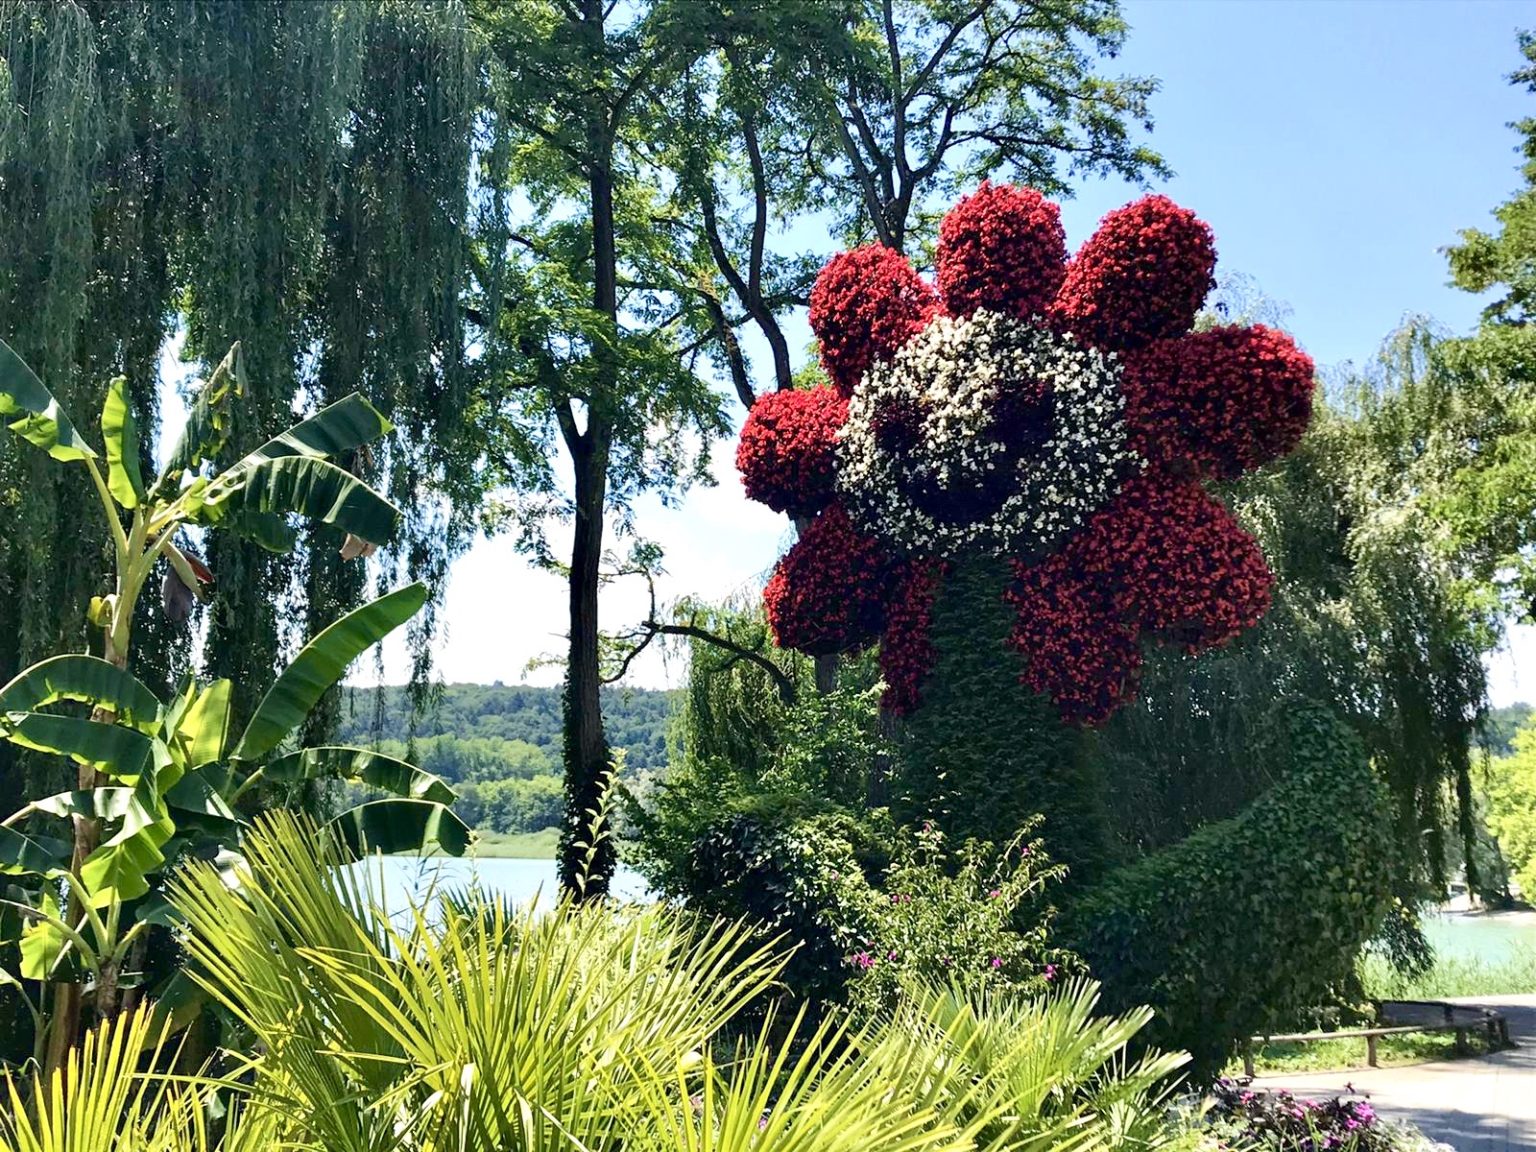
[1253,996,1536,1152]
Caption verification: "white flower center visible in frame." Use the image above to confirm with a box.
[836,310,1140,560]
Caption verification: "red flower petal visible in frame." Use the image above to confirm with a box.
[879,559,945,714]
[764,503,891,656]
[1006,555,1143,725]
[1007,471,1274,725]
[810,246,938,395]
[1054,195,1215,350]
[938,181,1067,321]
[1122,325,1316,478]
[736,386,848,515]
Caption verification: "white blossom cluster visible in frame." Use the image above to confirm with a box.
[836,309,1141,559]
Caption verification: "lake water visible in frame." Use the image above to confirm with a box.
[1421,911,1536,964]
[355,855,649,914]
[359,858,1536,968]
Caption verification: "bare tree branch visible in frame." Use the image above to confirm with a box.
[603,568,798,705]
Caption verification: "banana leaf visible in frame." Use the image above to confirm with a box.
[0,826,69,876]
[154,342,242,489]
[201,455,399,547]
[18,888,68,980]
[0,712,156,781]
[81,832,166,907]
[328,799,471,859]
[263,746,455,805]
[172,678,232,770]
[0,337,94,461]
[0,655,162,733]
[244,393,392,462]
[102,375,146,507]
[231,583,428,762]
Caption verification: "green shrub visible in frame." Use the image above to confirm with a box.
[667,805,886,1001]
[1066,703,1397,1075]
[848,819,1078,1016]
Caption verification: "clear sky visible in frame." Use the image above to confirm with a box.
[376,0,1536,705]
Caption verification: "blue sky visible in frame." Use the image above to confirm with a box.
[380,0,1536,703]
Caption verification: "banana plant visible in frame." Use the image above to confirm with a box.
[0,582,471,1063]
[0,337,399,669]
[0,335,458,1072]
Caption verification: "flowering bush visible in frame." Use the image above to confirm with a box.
[846,818,1079,1016]
[740,182,1316,723]
[1203,1081,1443,1152]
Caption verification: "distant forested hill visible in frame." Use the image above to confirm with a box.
[336,683,677,773]
[1484,703,1534,758]
[333,684,677,839]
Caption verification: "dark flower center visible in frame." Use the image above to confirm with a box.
[871,395,924,454]
[991,377,1056,450]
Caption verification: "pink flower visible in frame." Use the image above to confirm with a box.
[988,888,1002,899]
[1043,964,1058,981]
[991,956,1003,969]
[851,951,876,971]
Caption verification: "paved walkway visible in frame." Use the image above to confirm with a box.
[1253,996,1536,1152]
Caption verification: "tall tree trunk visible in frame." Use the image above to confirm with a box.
[560,440,616,898]
[559,0,619,899]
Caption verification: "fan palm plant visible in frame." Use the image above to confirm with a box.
[0,1003,277,1152]
[2,809,1204,1152]
[155,813,1201,1152]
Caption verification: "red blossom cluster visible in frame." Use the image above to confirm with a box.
[809,245,938,395]
[764,503,891,656]
[1054,195,1216,350]
[878,560,946,714]
[741,183,1313,726]
[736,386,848,514]
[1006,471,1274,723]
[938,181,1067,320]
[1122,325,1315,479]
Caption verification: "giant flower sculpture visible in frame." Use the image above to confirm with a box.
[738,183,1315,725]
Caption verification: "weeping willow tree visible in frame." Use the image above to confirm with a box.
[0,1,492,816]
[1093,348,1492,896]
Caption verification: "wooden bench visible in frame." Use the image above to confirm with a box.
[1242,1000,1510,1077]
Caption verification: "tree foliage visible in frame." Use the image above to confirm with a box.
[1485,719,1536,902]
[0,0,489,775]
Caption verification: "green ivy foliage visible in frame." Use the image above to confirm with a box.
[895,558,1112,887]
[1064,702,1396,1074]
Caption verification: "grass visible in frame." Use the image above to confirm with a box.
[469,826,559,859]
[1224,941,1536,1077]
[1229,1030,1491,1077]
[1359,943,1536,999]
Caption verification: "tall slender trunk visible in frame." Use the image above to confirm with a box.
[558,0,620,900]
[560,438,616,897]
